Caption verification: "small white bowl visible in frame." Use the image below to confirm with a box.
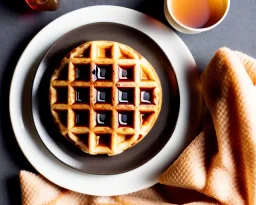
[164,0,230,34]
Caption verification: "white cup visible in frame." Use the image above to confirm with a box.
[164,0,230,34]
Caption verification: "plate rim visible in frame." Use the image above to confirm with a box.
[9,5,202,196]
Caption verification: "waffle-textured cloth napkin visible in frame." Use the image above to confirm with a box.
[19,47,256,205]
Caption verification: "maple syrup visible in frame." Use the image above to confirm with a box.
[171,0,228,28]
[25,0,61,11]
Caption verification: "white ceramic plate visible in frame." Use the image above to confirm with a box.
[10,6,202,196]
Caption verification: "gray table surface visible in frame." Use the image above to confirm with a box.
[0,0,255,204]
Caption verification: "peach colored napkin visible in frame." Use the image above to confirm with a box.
[20,47,256,204]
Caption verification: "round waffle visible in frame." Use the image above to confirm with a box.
[49,41,162,156]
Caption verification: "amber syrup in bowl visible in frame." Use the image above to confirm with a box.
[164,0,230,34]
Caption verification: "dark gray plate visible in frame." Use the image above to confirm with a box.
[31,22,180,175]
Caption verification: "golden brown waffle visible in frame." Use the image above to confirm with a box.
[49,41,162,155]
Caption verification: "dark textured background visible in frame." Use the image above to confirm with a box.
[0,0,255,204]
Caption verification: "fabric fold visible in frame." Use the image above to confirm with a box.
[160,48,256,205]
